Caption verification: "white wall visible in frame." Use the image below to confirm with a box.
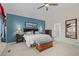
[49,3,79,44]
[2,3,79,44]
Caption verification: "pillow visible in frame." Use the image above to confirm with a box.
[39,31,45,34]
[35,31,39,34]
[24,32,27,34]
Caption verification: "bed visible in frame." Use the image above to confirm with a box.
[23,23,53,52]
[23,34,53,47]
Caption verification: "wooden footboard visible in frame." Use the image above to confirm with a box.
[36,41,53,52]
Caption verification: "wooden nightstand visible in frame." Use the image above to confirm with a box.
[16,34,24,43]
[45,30,52,37]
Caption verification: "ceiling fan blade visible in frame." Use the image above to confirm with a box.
[49,4,58,6]
[37,5,45,9]
[44,3,48,5]
[46,7,48,11]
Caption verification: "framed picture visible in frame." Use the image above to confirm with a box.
[65,18,77,39]
[26,23,38,29]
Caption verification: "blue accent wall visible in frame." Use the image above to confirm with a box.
[7,14,45,43]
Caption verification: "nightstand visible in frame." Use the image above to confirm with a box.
[16,34,24,43]
[45,30,52,37]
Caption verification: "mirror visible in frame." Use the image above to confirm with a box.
[65,19,77,39]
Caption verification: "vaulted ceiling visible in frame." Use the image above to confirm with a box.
[2,3,79,20]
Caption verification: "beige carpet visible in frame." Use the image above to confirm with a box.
[1,41,79,56]
[0,40,7,55]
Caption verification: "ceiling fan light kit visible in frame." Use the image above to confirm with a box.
[45,4,49,7]
[37,3,58,11]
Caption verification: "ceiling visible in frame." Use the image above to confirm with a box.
[2,3,79,20]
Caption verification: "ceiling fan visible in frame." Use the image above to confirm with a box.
[37,3,58,11]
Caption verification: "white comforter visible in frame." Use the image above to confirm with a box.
[23,34,53,47]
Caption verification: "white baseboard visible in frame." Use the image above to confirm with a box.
[7,42,16,45]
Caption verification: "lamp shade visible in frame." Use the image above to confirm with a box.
[39,26,43,32]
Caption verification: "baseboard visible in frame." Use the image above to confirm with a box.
[7,42,16,45]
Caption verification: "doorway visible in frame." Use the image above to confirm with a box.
[0,15,5,42]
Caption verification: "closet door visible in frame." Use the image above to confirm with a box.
[53,23,62,40]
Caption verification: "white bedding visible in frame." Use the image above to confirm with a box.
[23,34,53,47]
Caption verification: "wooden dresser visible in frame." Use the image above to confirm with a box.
[16,34,24,43]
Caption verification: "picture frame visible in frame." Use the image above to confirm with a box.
[65,18,77,39]
[25,22,38,29]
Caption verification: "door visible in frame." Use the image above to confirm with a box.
[0,17,2,39]
[0,16,4,41]
[53,23,62,40]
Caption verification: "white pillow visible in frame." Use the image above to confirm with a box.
[35,31,39,34]
[24,32,27,35]
[25,31,33,35]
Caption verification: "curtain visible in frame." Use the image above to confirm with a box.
[0,3,6,41]
[0,3,6,17]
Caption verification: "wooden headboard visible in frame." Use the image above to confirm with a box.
[23,28,38,34]
[24,28,38,32]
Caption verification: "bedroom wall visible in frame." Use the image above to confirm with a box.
[7,14,45,43]
[48,4,79,45]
